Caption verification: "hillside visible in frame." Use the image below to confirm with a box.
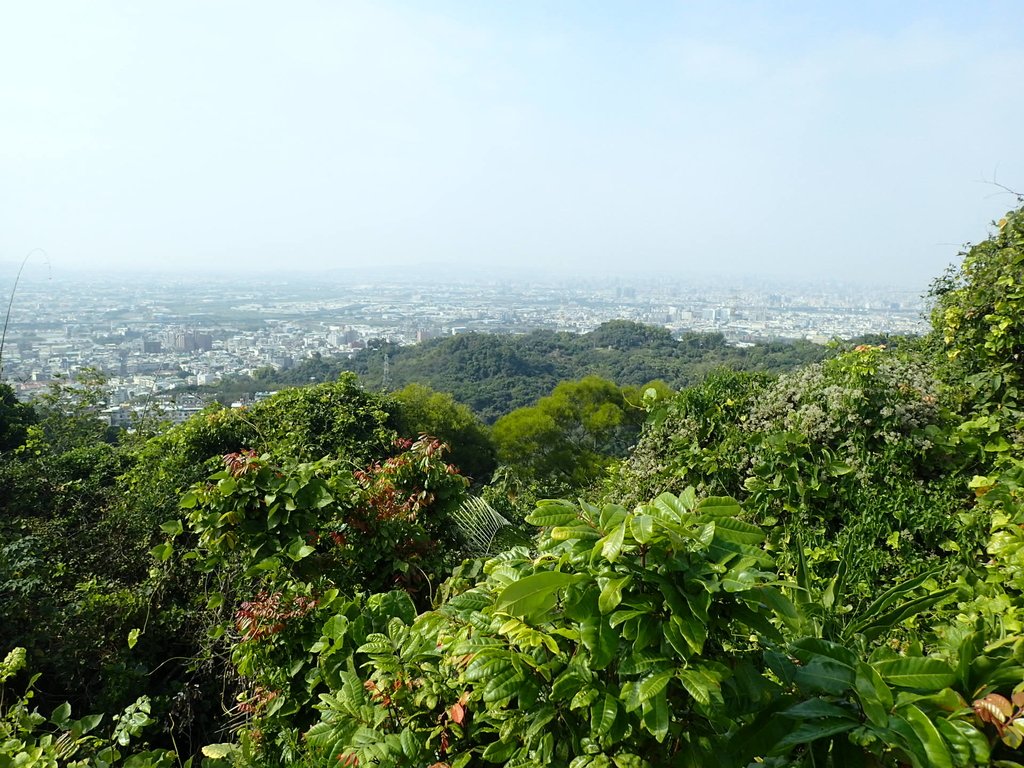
[226,323,829,422]
[1,205,1024,767]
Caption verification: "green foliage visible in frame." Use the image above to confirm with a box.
[157,437,469,762]
[206,322,827,423]
[614,349,979,606]
[932,206,1024,422]
[0,382,34,453]
[492,376,643,497]
[302,491,791,766]
[0,648,172,768]
[391,383,497,483]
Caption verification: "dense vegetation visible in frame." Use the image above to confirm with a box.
[2,204,1024,767]
[203,323,827,422]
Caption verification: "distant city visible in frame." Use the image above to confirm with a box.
[0,272,930,424]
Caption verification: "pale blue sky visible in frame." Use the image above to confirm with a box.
[1,1,1022,286]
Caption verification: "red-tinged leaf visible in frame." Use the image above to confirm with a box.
[450,702,465,725]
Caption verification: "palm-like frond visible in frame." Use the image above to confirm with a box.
[451,496,510,556]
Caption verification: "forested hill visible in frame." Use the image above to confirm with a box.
[244,322,829,422]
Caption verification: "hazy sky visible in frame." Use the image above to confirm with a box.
[2,1,1022,286]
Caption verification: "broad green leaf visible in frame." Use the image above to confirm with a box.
[399,729,418,759]
[551,525,602,541]
[854,662,893,728]
[858,569,941,623]
[652,492,689,522]
[642,690,669,742]
[600,504,630,531]
[75,714,103,734]
[601,522,626,562]
[790,638,858,670]
[127,628,140,649]
[677,668,715,708]
[495,571,577,621]
[722,568,760,593]
[591,694,618,736]
[159,519,184,536]
[463,654,511,682]
[598,576,631,614]
[51,702,71,727]
[794,658,855,695]
[526,502,580,527]
[179,492,198,509]
[899,704,953,768]
[482,667,523,702]
[782,699,857,720]
[580,616,618,669]
[149,542,173,562]
[936,718,990,766]
[481,739,517,762]
[696,495,742,517]
[630,514,654,544]
[774,718,858,751]
[551,667,589,701]
[201,744,237,759]
[874,657,955,689]
[671,614,706,657]
[637,670,673,703]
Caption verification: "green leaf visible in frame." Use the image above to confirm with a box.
[482,667,523,702]
[75,714,103,734]
[774,719,858,751]
[600,504,630,531]
[127,628,140,649]
[899,704,953,768]
[794,658,855,695]
[709,517,764,546]
[854,662,893,728]
[857,569,941,623]
[580,616,618,670]
[51,702,71,727]
[601,522,626,562]
[495,571,577,620]
[598,576,631,614]
[790,638,858,670]
[179,492,198,509]
[696,495,742,517]
[677,668,716,708]
[652,492,690,522]
[847,588,956,642]
[159,519,184,536]
[642,691,670,742]
[874,657,956,690]
[201,744,238,759]
[782,699,857,720]
[481,739,517,763]
[638,670,673,703]
[630,514,654,544]
[525,502,580,527]
[149,542,173,562]
[591,694,618,736]
[936,718,990,766]
[397,729,417,757]
[669,614,706,657]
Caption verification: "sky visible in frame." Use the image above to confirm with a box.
[1,1,1023,287]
